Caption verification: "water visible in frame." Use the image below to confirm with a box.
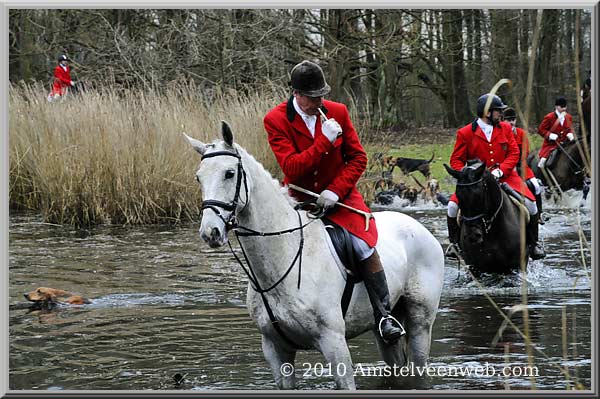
[9,192,591,390]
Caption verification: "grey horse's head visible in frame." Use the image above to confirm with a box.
[184,121,249,248]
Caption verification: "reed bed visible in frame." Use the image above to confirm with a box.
[9,83,287,227]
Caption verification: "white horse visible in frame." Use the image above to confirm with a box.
[185,122,444,389]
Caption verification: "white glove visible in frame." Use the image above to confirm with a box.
[491,168,503,180]
[322,119,342,143]
[567,132,574,141]
[548,133,558,141]
[70,81,75,86]
[317,189,339,210]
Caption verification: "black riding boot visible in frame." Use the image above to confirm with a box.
[445,216,461,259]
[527,213,546,260]
[360,251,405,344]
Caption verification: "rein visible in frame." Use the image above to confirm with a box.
[458,176,504,235]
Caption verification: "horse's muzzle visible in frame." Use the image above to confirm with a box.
[200,226,228,248]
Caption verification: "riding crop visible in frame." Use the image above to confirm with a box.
[288,183,373,231]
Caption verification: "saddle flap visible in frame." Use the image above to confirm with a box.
[323,220,361,280]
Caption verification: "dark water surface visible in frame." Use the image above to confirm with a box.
[9,196,592,390]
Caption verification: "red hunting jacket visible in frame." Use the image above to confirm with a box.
[51,64,72,96]
[264,97,378,247]
[449,120,534,203]
[537,111,574,159]
[513,126,535,180]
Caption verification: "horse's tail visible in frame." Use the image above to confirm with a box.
[428,152,435,163]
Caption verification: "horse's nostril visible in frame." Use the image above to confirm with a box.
[210,227,220,239]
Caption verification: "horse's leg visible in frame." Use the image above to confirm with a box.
[402,300,436,367]
[261,335,297,389]
[316,331,356,390]
[372,331,407,367]
[371,295,408,367]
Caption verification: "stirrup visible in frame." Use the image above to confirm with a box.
[538,213,548,225]
[445,243,460,259]
[378,315,406,343]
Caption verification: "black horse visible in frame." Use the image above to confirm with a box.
[527,138,591,200]
[445,161,529,274]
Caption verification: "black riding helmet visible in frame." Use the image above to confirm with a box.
[58,54,70,63]
[290,60,331,97]
[503,107,517,120]
[476,93,507,118]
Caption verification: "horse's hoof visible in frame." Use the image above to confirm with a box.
[529,244,546,260]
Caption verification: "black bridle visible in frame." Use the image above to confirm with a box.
[198,149,318,349]
[200,150,249,231]
[457,176,504,236]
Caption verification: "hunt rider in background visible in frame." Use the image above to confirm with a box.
[263,60,404,343]
[537,96,576,169]
[49,54,75,101]
[446,94,546,261]
[503,107,545,224]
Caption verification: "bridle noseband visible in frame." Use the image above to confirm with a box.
[457,176,504,235]
[200,150,249,231]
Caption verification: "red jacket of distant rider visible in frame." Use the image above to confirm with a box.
[264,97,378,247]
[537,111,574,159]
[449,120,534,203]
[51,64,72,96]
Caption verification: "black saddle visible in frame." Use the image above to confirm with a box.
[323,219,363,319]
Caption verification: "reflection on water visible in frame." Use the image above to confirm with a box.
[9,199,591,390]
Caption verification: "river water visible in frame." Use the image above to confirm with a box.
[9,191,592,391]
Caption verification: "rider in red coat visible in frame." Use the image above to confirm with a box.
[264,60,404,343]
[537,96,575,167]
[446,94,545,260]
[503,107,545,224]
[49,54,75,100]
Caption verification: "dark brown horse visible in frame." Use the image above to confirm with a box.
[528,138,591,200]
[445,161,529,274]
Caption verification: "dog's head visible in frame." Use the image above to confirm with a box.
[403,187,420,203]
[24,287,67,304]
[427,178,440,194]
[24,287,89,305]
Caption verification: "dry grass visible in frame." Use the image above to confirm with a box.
[9,83,285,227]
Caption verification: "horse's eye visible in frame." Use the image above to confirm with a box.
[225,170,235,179]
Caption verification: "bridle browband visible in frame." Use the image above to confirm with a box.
[457,175,504,235]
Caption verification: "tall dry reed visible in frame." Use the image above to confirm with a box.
[9,82,287,226]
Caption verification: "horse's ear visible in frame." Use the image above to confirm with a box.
[444,164,461,179]
[221,121,234,147]
[183,133,206,155]
[474,161,487,177]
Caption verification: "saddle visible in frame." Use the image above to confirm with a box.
[323,219,363,319]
